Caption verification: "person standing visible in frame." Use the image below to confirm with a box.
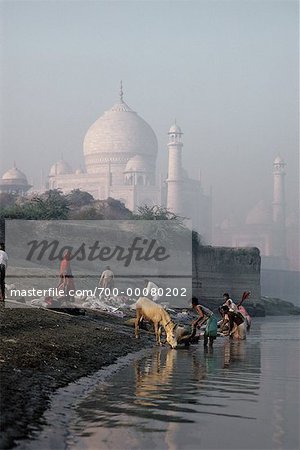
[191,297,218,347]
[58,250,75,302]
[99,266,114,290]
[0,243,8,302]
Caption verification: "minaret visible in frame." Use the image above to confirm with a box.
[119,80,124,102]
[272,155,287,259]
[166,122,183,215]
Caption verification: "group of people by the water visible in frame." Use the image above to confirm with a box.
[57,253,250,348]
[190,292,251,348]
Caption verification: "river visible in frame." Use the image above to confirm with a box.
[17,316,300,450]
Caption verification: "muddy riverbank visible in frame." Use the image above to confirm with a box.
[1,295,299,449]
[0,305,151,449]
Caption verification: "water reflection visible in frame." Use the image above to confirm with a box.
[16,318,299,450]
[70,330,263,449]
[134,348,177,408]
[222,340,246,368]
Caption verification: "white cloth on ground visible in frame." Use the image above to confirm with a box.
[144,281,160,302]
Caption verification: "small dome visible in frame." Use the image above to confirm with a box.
[246,200,271,225]
[2,166,28,182]
[124,155,150,173]
[168,123,182,134]
[49,160,72,176]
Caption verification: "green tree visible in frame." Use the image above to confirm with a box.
[31,190,70,219]
[0,190,69,220]
[133,204,185,222]
[0,193,17,208]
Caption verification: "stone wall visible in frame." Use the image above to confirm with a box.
[193,245,261,304]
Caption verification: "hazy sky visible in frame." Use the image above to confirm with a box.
[0,0,298,222]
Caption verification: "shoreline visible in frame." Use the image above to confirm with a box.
[0,305,152,449]
[14,346,154,450]
[1,296,299,449]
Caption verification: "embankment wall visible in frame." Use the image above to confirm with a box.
[193,246,261,303]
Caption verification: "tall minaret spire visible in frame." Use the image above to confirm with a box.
[119,80,124,102]
[272,155,287,260]
[166,122,183,215]
[273,155,286,224]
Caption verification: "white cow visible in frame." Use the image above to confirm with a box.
[135,297,178,349]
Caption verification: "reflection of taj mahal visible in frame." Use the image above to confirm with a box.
[48,83,212,241]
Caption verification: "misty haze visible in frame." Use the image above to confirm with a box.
[1,1,299,271]
[0,2,299,450]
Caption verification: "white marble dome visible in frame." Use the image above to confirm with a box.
[2,166,28,182]
[83,97,158,174]
[0,164,31,193]
[49,160,72,176]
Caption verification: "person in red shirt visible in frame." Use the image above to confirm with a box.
[58,250,75,302]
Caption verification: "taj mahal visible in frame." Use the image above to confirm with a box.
[1,85,298,272]
[47,83,212,241]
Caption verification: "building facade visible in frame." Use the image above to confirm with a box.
[214,156,299,271]
[47,86,212,241]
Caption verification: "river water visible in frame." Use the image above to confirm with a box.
[18,317,300,450]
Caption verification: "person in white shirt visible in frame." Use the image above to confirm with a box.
[144,279,160,302]
[0,243,8,301]
[99,266,114,290]
[222,292,238,313]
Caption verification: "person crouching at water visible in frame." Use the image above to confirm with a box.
[191,297,218,347]
[222,292,238,313]
[219,305,246,340]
